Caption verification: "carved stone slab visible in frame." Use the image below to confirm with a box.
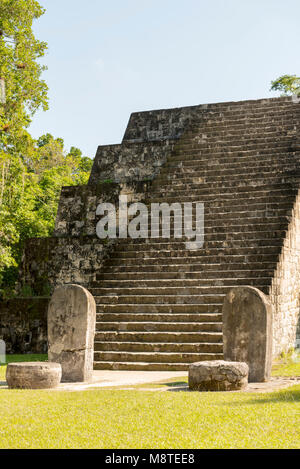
[222,287,273,382]
[48,284,96,382]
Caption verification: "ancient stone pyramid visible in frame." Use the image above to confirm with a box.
[21,96,300,369]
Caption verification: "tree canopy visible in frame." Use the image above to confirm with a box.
[0,1,92,297]
[270,74,300,96]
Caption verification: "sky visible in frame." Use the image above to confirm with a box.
[29,0,300,159]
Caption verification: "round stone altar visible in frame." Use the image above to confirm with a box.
[6,362,62,389]
[189,360,249,391]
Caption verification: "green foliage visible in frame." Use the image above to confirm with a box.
[0,0,48,139]
[270,74,300,96]
[0,2,93,296]
[0,133,93,297]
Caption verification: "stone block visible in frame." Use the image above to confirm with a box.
[6,362,61,389]
[189,360,248,391]
[222,286,273,382]
[48,284,96,382]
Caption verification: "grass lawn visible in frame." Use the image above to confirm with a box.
[0,354,299,449]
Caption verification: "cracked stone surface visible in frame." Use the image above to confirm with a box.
[6,362,61,389]
[188,360,249,391]
[48,284,96,382]
[223,287,273,383]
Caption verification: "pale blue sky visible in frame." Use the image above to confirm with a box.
[29,0,300,158]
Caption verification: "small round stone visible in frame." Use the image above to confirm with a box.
[189,360,249,391]
[6,362,62,389]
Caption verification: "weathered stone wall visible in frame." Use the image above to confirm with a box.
[54,182,122,237]
[122,104,203,142]
[20,235,115,296]
[269,188,300,355]
[54,181,150,238]
[88,141,176,185]
[0,298,48,353]
[88,104,208,185]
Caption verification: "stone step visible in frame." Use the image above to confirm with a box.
[101,261,277,272]
[163,155,299,171]
[168,148,296,163]
[165,161,299,176]
[93,361,216,371]
[95,321,222,332]
[176,133,294,145]
[102,262,276,273]
[106,253,279,266]
[94,351,223,364]
[151,176,296,190]
[172,141,291,154]
[96,267,273,278]
[96,304,223,314]
[166,157,298,173]
[184,123,297,137]
[126,209,292,224]
[94,341,223,353]
[115,239,284,251]
[91,284,256,297]
[187,118,297,132]
[109,223,289,239]
[156,170,298,185]
[185,121,296,135]
[94,294,226,305]
[155,169,299,185]
[95,312,222,322]
[167,154,297,169]
[183,118,297,131]
[94,330,222,343]
[128,224,290,238]
[188,105,294,118]
[93,278,270,288]
[146,190,297,204]
[115,228,287,242]
[150,178,295,193]
[190,105,295,116]
[139,203,294,217]
[149,185,297,199]
[111,246,282,260]
[174,142,294,156]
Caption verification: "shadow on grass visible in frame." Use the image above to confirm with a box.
[222,386,300,406]
[157,381,190,392]
[159,381,188,387]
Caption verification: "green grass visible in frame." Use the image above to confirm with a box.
[0,354,299,448]
[0,354,47,381]
[0,385,299,448]
[115,354,300,391]
[271,351,300,377]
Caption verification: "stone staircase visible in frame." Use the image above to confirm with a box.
[89,99,299,370]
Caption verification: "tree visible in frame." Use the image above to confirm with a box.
[270,74,300,96]
[0,0,48,280]
[0,2,93,297]
[0,133,92,297]
[0,0,48,139]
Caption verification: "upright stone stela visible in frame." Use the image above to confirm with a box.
[222,287,273,382]
[48,285,96,382]
[19,97,300,370]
